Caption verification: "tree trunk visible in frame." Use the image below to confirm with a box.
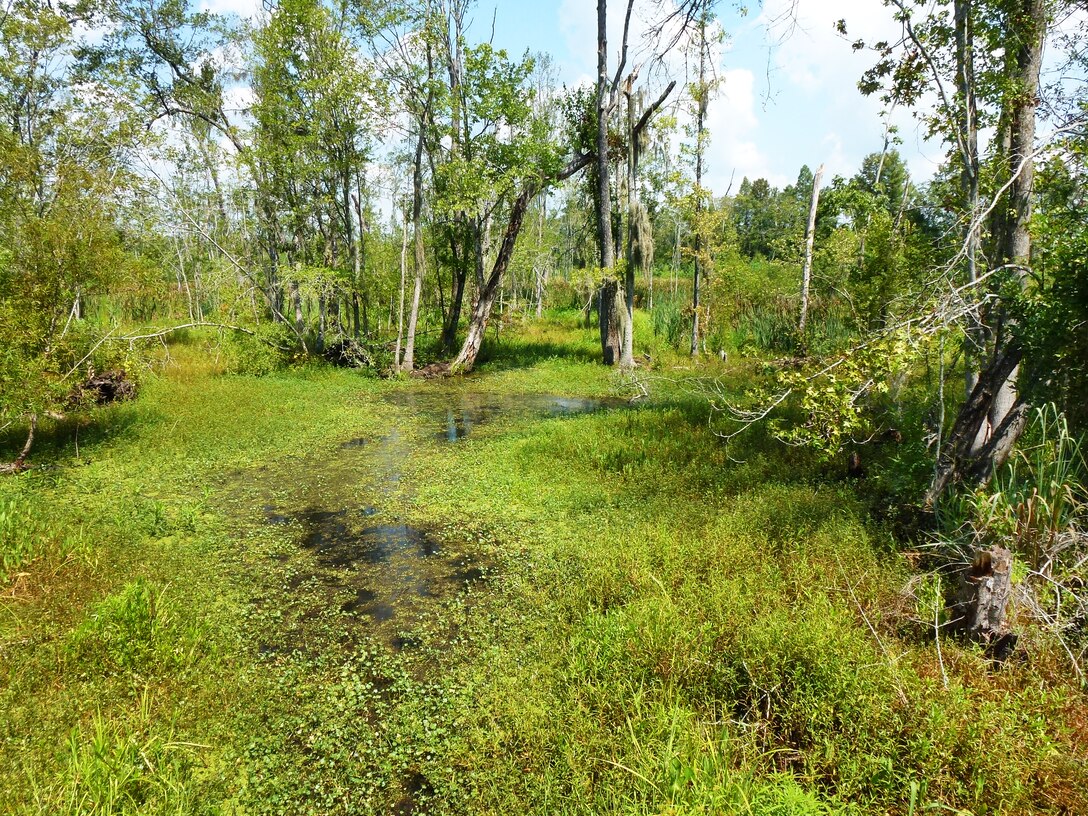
[441,6,470,354]
[953,545,1015,654]
[927,340,1027,503]
[621,83,637,368]
[401,130,427,372]
[291,281,303,337]
[981,0,1046,439]
[929,0,1045,504]
[690,23,709,358]
[395,210,408,370]
[599,279,622,365]
[0,414,37,475]
[955,0,983,395]
[595,0,620,366]
[442,232,468,352]
[353,177,370,338]
[401,42,435,373]
[452,186,536,372]
[799,164,824,338]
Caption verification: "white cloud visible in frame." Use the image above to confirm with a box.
[703,68,785,189]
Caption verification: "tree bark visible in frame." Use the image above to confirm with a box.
[929,0,1046,503]
[452,186,535,372]
[401,126,427,372]
[401,42,435,372]
[953,545,1015,650]
[955,0,983,395]
[395,210,408,370]
[440,3,471,354]
[927,339,1026,503]
[691,18,709,358]
[798,164,824,338]
[442,231,468,352]
[595,0,620,366]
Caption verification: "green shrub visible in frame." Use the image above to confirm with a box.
[652,296,689,349]
[220,324,293,375]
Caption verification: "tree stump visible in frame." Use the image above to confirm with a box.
[954,545,1017,659]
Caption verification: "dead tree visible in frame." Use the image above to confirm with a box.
[798,164,824,338]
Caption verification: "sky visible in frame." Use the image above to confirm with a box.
[194,0,965,194]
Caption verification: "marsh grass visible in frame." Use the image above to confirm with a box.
[0,318,1085,815]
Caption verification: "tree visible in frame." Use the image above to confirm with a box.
[1,0,149,469]
[798,164,824,337]
[683,6,720,357]
[856,0,1050,500]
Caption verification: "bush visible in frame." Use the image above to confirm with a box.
[220,323,294,375]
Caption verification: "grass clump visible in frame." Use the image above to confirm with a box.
[67,579,193,676]
[41,688,216,816]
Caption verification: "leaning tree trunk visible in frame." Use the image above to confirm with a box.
[0,415,37,475]
[452,186,536,372]
[927,340,1028,504]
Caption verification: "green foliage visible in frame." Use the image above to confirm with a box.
[54,689,210,816]
[220,324,294,376]
[765,333,918,458]
[652,292,689,349]
[0,496,37,582]
[940,405,1084,547]
[1021,152,1088,431]
[68,579,189,675]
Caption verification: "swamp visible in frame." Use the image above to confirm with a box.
[2,0,1088,812]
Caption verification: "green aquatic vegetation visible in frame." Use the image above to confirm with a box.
[0,321,1085,816]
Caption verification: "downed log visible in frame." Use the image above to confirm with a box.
[411,361,452,379]
[0,414,37,475]
[70,369,137,406]
[323,339,373,368]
